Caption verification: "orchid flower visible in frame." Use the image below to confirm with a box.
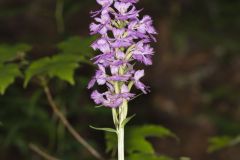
[89,0,156,159]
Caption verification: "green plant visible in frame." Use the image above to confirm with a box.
[0,36,104,160]
[208,135,240,152]
[105,125,177,160]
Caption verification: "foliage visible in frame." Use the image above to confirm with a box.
[0,36,97,159]
[0,44,31,63]
[1,0,239,159]
[57,36,96,57]
[0,44,31,94]
[24,54,81,86]
[106,125,176,159]
[208,135,240,152]
[128,153,173,160]
[0,64,21,94]
[24,36,95,86]
[1,37,180,160]
[0,36,95,92]
[0,89,55,155]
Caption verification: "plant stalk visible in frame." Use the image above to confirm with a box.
[118,126,125,160]
[29,143,60,160]
[40,78,104,160]
[113,80,128,160]
[117,100,128,160]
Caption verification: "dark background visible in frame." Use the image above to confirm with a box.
[0,0,240,160]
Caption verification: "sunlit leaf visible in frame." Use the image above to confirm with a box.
[128,125,177,140]
[0,64,21,95]
[0,44,31,63]
[57,36,97,58]
[106,125,176,157]
[24,54,81,87]
[127,136,155,154]
[126,125,176,154]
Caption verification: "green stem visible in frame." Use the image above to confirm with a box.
[118,127,124,160]
[117,101,128,160]
[113,64,128,160]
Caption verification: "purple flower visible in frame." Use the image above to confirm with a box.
[132,41,154,65]
[92,38,111,53]
[91,0,113,17]
[113,2,140,20]
[138,15,157,35]
[91,90,105,104]
[111,28,133,47]
[88,65,107,89]
[119,0,139,3]
[96,0,113,7]
[91,85,135,108]
[114,2,132,14]
[133,70,149,94]
[89,0,156,108]
[90,13,111,35]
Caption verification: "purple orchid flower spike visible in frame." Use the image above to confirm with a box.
[89,0,157,160]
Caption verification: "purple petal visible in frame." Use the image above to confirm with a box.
[91,90,104,104]
[88,78,96,89]
[134,70,144,81]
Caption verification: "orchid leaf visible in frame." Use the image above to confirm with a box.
[90,126,117,133]
[121,114,136,127]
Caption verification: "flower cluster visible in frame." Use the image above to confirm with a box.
[88,0,157,108]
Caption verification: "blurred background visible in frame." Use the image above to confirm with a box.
[0,0,240,160]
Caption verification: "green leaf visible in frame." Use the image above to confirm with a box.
[57,36,97,58]
[0,44,31,63]
[95,105,104,108]
[126,125,177,154]
[24,54,81,87]
[129,125,177,154]
[127,136,155,154]
[106,125,176,156]
[121,114,136,127]
[90,126,117,133]
[128,125,177,141]
[208,136,232,152]
[0,64,21,95]
[208,135,240,152]
[128,153,173,160]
